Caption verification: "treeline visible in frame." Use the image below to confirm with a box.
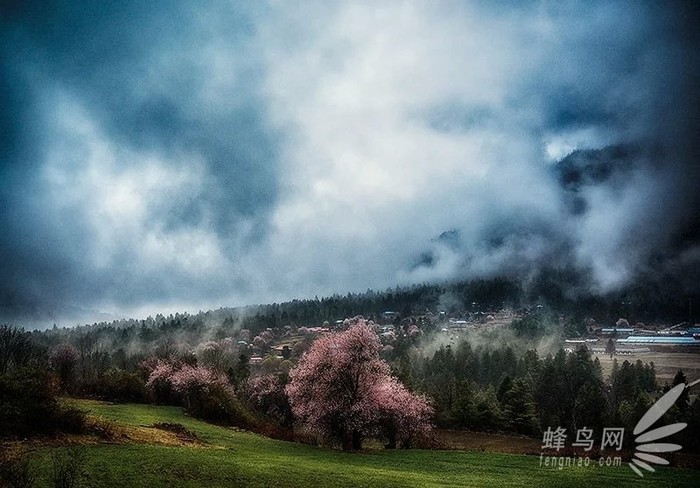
[27,279,520,367]
[30,273,698,355]
[0,323,291,442]
[0,325,87,438]
[395,340,700,450]
[4,320,700,455]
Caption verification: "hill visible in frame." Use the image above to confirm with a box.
[12,399,699,487]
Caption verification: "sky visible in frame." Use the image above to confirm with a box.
[1,1,699,327]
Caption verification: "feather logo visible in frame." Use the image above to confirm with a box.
[628,378,699,477]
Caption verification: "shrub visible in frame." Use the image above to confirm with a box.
[49,344,78,394]
[51,447,87,488]
[99,368,146,403]
[142,358,255,428]
[0,449,35,488]
[0,368,86,438]
[54,407,88,435]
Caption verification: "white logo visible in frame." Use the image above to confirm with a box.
[629,378,699,477]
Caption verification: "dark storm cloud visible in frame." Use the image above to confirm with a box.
[0,1,280,323]
[0,1,698,327]
[10,1,277,224]
[411,1,699,291]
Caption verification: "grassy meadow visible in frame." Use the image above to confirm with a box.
[13,399,697,487]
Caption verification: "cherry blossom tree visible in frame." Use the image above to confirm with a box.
[247,374,293,427]
[371,376,433,448]
[143,359,179,404]
[286,320,432,450]
[615,318,630,328]
[142,358,242,423]
[169,363,233,412]
[407,324,422,339]
[238,329,251,342]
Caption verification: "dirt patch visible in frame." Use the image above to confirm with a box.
[115,423,205,447]
[437,429,542,454]
[0,417,207,452]
[150,423,201,444]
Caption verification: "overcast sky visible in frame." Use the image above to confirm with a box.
[1,1,699,326]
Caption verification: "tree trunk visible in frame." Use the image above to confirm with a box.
[352,430,362,451]
[341,431,352,451]
[385,431,397,449]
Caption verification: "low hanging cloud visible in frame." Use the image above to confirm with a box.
[0,1,698,327]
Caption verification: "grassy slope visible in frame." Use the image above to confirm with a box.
[28,400,699,488]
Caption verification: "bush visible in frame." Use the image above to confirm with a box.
[51,447,87,488]
[49,344,78,394]
[0,368,86,438]
[98,368,146,403]
[54,407,88,435]
[186,383,256,428]
[0,449,35,488]
[143,359,256,428]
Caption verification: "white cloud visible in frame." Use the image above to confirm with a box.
[41,93,230,278]
[544,127,614,162]
[7,1,691,321]
[247,2,568,295]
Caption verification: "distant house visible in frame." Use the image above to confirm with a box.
[617,336,700,345]
[448,319,469,329]
[600,328,634,335]
[382,311,399,320]
[305,327,330,334]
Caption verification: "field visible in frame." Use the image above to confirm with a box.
[10,400,698,487]
[593,351,700,384]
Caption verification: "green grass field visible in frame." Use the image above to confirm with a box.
[24,400,699,487]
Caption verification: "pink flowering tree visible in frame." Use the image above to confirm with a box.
[170,364,233,412]
[370,377,433,448]
[238,329,251,342]
[143,359,179,404]
[142,358,247,425]
[286,320,433,450]
[247,374,293,427]
[407,324,422,339]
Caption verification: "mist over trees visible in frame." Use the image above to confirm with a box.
[2,275,699,454]
[26,275,698,360]
[0,324,86,438]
